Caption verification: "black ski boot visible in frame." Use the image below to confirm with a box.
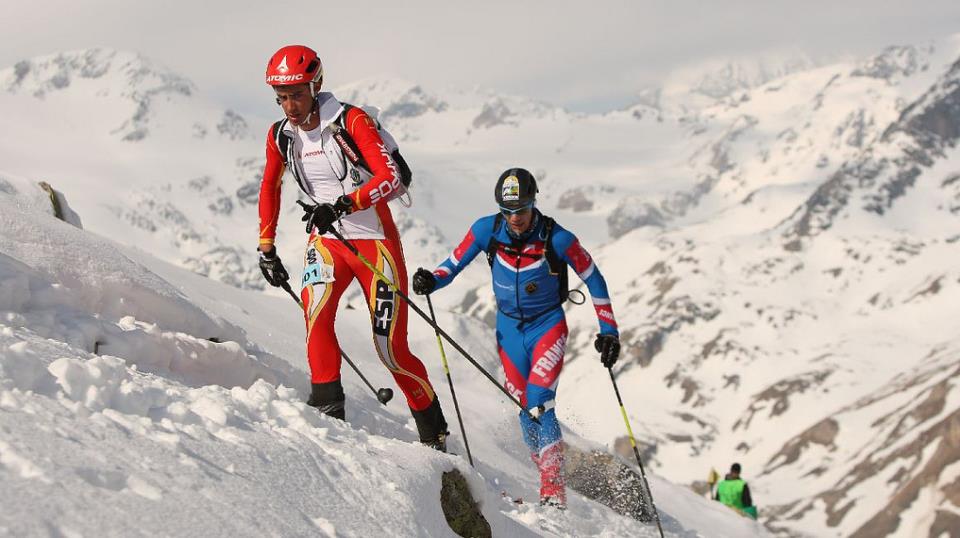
[306,380,345,420]
[411,397,449,452]
[423,432,448,452]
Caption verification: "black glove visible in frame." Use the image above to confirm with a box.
[298,196,353,234]
[259,249,289,288]
[595,333,621,368]
[412,268,437,295]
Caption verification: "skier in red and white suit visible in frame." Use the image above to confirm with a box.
[257,45,448,449]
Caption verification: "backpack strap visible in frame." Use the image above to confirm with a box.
[271,119,291,165]
[272,118,314,196]
[486,213,504,267]
[331,103,370,173]
[393,148,413,188]
[540,216,569,303]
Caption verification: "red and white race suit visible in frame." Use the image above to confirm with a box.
[258,92,436,412]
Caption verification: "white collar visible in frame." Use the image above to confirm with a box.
[281,92,344,135]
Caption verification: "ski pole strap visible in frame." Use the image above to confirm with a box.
[326,227,539,424]
[529,400,556,419]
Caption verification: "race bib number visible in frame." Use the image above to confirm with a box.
[302,263,335,287]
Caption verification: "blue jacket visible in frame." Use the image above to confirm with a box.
[432,210,618,335]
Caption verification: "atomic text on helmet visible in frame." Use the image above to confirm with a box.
[266,74,305,83]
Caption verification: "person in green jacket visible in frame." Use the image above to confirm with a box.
[715,463,757,519]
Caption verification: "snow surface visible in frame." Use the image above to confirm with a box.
[0,174,762,536]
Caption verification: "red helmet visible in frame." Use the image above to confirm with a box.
[266,45,323,93]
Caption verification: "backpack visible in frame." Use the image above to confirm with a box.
[485,212,569,305]
[271,103,412,205]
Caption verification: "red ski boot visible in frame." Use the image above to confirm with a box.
[536,443,566,509]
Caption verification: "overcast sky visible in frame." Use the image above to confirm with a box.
[3,1,959,115]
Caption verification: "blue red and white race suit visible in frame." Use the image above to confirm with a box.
[430,210,618,502]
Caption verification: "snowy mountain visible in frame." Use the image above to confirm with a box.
[687,54,818,100]
[2,48,253,142]
[0,48,267,292]
[550,37,960,538]
[2,33,960,536]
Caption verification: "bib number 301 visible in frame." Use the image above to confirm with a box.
[302,262,335,287]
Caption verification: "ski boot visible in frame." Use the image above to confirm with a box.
[536,443,567,509]
[306,380,345,420]
[422,432,448,452]
[539,495,567,510]
[411,397,449,452]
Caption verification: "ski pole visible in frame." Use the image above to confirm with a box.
[426,294,474,467]
[609,366,664,538]
[324,226,538,424]
[280,280,394,405]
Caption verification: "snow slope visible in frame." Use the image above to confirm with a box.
[0,173,760,536]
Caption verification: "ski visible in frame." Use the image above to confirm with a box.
[500,491,524,505]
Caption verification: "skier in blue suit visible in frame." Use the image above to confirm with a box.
[412,168,621,508]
